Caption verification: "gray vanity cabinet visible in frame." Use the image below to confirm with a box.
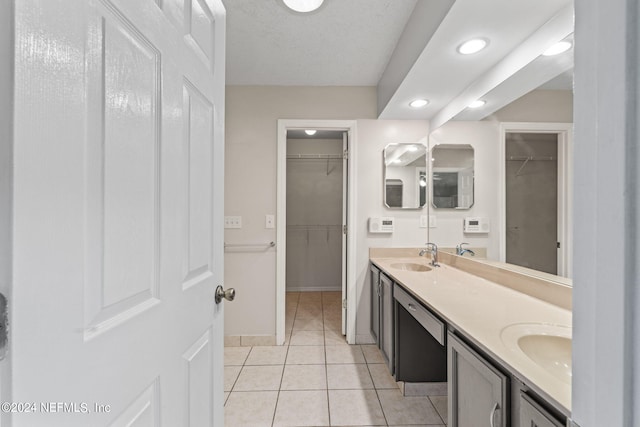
[519,392,564,427]
[369,265,393,373]
[448,332,508,427]
[379,272,394,373]
[370,264,380,344]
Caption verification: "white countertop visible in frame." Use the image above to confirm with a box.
[370,255,572,414]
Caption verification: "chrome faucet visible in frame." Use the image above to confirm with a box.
[419,243,440,267]
[456,242,475,257]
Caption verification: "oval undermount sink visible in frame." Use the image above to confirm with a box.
[390,262,431,272]
[501,323,572,384]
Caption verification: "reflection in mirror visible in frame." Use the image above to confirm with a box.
[431,144,474,209]
[383,143,427,209]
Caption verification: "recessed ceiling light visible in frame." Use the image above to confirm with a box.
[283,0,324,13]
[305,130,317,136]
[468,100,486,109]
[408,145,418,152]
[409,99,429,108]
[392,159,402,164]
[457,38,488,55]
[543,41,572,56]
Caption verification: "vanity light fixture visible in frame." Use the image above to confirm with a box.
[304,130,317,136]
[409,99,429,108]
[283,0,324,13]
[542,41,572,56]
[457,38,488,55]
[468,100,486,109]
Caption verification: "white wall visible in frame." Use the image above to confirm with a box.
[428,121,502,260]
[224,85,431,338]
[286,138,343,292]
[354,120,430,342]
[488,89,573,123]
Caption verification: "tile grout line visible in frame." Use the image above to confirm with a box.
[321,291,332,426]
[271,296,296,427]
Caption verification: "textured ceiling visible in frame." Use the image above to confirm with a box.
[222,0,418,86]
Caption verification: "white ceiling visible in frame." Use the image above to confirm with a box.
[223,0,418,86]
[223,0,574,124]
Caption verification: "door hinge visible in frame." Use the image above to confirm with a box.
[557,241,561,249]
[343,224,348,235]
[342,299,347,309]
[343,150,349,160]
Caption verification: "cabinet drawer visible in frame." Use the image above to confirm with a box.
[394,284,445,345]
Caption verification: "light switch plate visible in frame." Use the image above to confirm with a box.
[224,216,242,229]
[419,215,429,228]
[429,215,437,228]
[265,214,275,229]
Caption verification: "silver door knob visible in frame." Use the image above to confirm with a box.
[215,285,236,304]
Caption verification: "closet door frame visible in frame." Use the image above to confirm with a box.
[276,119,357,345]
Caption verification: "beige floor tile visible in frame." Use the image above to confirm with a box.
[273,390,330,427]
[296,306,323,318]
[244,345,288,365]
[429,395,448,425]
[224,366,242,392]
[361,345,386,364]
[286,345,326,365]
[281,364,327,390]
[224,391,278,427]
[377,388,444,425]
[299,291,322,301]
[368,363,398,389]
[326,345,365,364]
[324,317,343,333]
[233,365,284,391]
[324,329,348,345]
[224,346,251,366]
[327,364,374,390]
[293,316,325,331]
[289,330,325,346]
[328,389,386,426]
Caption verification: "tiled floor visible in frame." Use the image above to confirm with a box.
[224,291,448,427]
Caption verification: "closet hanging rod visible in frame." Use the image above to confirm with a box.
[507,156,555,161]
[224,241,275,249]
[286,153,343,159]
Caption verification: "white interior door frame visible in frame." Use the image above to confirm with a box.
[498,122,573,277]
[277,119,357,345]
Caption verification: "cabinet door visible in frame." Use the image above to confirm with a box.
[370,264,380,344]
[380,273,394,372]
[448,332,508,427]
[519,392,564,427]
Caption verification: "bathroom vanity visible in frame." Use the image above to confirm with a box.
[370,248,571,427]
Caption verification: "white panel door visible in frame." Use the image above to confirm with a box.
[8,0,226,425]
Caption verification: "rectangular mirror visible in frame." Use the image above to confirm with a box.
[431,144,474,209]
[383,143,427,209]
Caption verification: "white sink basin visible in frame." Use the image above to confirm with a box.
[501,323,572,384]
[390,262,432,272]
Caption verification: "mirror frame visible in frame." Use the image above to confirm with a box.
[430,143,475,210]
[383,143,428,210]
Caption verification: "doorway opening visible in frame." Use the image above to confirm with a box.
[499,123,573,277]
[276,120,357,345]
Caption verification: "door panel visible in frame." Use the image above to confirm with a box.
[10,0,226,425]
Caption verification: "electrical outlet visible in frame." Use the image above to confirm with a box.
[224,216,242,229]
[429,215,437,228]
[419,215,429,228]
[265,214,275,229]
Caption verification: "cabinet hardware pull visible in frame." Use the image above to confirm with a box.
[489,402,499,427]
[407,303,417,311]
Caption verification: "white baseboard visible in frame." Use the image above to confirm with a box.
[356,334,376,345]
